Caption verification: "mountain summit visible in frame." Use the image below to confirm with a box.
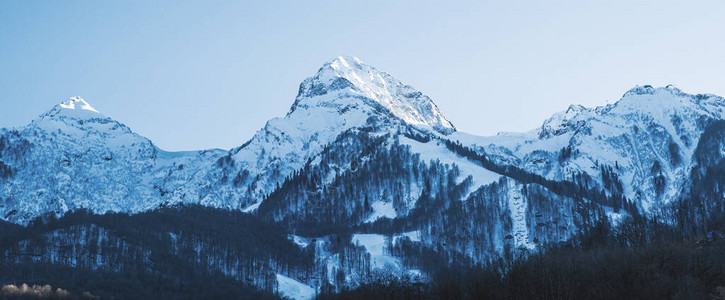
[58,97,99,113]
[291,56,455,135]
[37,97,102,121]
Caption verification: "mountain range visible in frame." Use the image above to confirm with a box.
[1,56,724,299]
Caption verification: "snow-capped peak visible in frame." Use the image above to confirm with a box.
[59,97,99,113]
[538,104,591,139]
[27,96,145,142]
[292,56,455,135]
[608,85,722,118]
[328,55,364,71]
[621,84,686,98]
[38,97,103,121]
[537,85,725,139]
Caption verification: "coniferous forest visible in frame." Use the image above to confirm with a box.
[317,215,725,300]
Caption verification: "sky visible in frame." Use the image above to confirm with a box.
[1,1,724,151]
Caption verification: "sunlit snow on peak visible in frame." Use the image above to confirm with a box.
[59,97,99,113]
[37,97,104,121]
[293,55,456,135]
[328,55,363,70]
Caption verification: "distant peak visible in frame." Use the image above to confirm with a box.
[37,97,104,121]
[622,85,683,98]
[59,97,99,113]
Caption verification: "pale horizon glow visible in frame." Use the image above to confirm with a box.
[1,1,724,151]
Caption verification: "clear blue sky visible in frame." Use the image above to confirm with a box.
[1,1,724,151]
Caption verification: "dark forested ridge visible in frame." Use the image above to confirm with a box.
[318,216,725,300]
[0,206,304,299]
[3,207,724,299]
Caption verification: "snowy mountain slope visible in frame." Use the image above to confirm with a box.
[400,136,502,199]
[0,97,224,224]
[276,274,315,300]
[451,86,725,213]
[253,127,603,269]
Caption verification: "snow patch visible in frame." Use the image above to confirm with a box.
[365,201,397,222]
[393,230,421,245]
[242,201,261,213]
[276,274,315,300]
[507,181,536,250]
[59,97,99,113]
[604,207,628,226]
[288,235,310,248]
[351,234,400,270]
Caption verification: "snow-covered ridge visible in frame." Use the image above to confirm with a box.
[455,85,725,213]
[539,85,724,138]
